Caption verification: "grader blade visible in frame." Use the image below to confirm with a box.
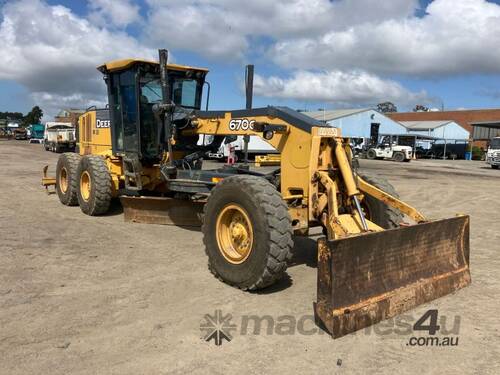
[314,215,470,338]
[120,196,203,227]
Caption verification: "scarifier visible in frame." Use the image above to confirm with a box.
[43,50,471,337]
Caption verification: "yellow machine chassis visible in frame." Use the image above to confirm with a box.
[40,57,471,339]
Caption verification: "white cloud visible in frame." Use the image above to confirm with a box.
[253,70,429,106]
[144,0,418,61]
[141,0,500,105]
[0,0,154,119]
[31,92,108,118]
[145,0,500,77]
[88,0,141,28]
[270,0,500,76]
[144,1,248,60]
[2,0,497,116]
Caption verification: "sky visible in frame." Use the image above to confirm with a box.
[2,0,500,120]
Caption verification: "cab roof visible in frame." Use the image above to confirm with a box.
[97,58,209,73]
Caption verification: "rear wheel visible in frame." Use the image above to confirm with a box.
[393,152,405,162]
[202,175,293,290]
[492,165,499,169]
[358,173,403,229]
[76,155,112,216]
[56,153,81,206]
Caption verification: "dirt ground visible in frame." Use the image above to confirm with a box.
[1,140,499,374]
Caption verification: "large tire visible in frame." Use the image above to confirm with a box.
[366,149,377,160]
[202,175,293,291]
[76,155,112,216]
[358,172,403,229]
[393,152,405,162]
[56,153,81,206]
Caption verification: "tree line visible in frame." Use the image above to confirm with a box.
[0,106,44,127]
[376,102,435,113]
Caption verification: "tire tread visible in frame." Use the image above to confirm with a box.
[56,152,81,206]
[358,172,403,228]
[202,175,293,291]
[77,155,112,215]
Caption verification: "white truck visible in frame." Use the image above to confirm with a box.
[366,136,413,162]
[486,137,500,169]
[44,122,76,153]
[206,135,277,161]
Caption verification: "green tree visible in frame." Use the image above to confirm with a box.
[22,106,44,126]
[377,102,398,113]
[413,104,429,112]
[0,111,24,120]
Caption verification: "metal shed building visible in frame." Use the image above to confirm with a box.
[305,108,407,138]
[388,108,500,147]
[399,120,470,140]
[470,121,500,141]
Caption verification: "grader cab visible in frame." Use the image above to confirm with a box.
[43,50,471,337]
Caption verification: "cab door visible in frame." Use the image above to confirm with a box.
[108,69,140,156]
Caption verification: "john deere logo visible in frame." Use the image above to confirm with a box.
[96,119,110,128]
[200,310,237,346]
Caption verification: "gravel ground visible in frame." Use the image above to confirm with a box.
[1,140,499,374]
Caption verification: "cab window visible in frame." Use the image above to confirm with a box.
[172,79,199,108]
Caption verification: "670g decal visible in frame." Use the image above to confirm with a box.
[229,118,255,131]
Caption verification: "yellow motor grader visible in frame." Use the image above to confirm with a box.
[43,50,470,338]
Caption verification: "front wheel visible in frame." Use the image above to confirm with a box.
[492,165,499,169]
[366,149,377,160]
[358,172,403,229]
[202,175,293,291]
[393,152,405,162]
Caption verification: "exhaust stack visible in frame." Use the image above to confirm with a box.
[242,65,254,165]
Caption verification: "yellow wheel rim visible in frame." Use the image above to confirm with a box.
[216,204,254,264]
[59,167,68,193]
[80,171,91,202]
